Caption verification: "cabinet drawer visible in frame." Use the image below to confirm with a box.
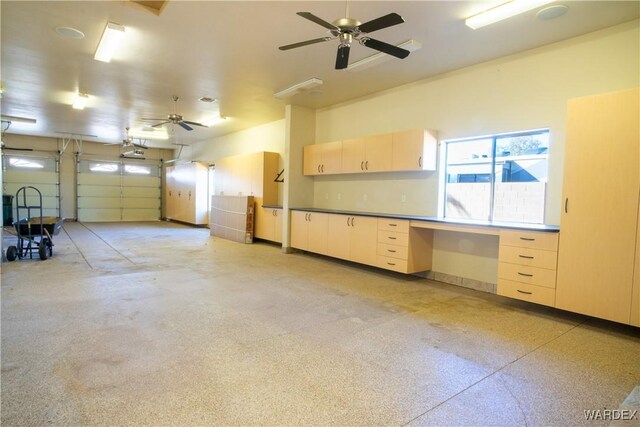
[378,218,410,233]
[500,230,559,251]
[377,243,408,260]
[497,279,556,307]
[377,256,408,273]
[378,230,409,246]
[498,262,557,288]
[498,245,558,270]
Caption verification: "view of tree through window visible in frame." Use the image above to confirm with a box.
[444,129,549,223]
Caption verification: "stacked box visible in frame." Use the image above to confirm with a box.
[209,195,255,243]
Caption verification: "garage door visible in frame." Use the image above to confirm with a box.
[77,158,161,222]
[2,153,60,219]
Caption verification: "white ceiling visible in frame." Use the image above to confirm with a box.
[1,1,638,148]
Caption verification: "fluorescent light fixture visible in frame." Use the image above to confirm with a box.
[129,127,169,140]
[72,93,89,110]
[274,78,323,99]
[1,115,37,124]
[465,0,555,29]
[347,39,422,72]
[202,115,227,127]
[94,22,125,62]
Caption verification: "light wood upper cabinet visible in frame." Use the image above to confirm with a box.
[342,134,392,173]
[215,151,279,205]
[392,129,438,171]
[303,141,342,175]
[555,88,639,324]
[303,129,437,176]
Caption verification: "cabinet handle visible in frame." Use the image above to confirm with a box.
[517,272,534,277]
[517,289,533,295]
[365,160,369,170]
[317,165,321,173]
[519,237,535,241]
[564,198,569,213]
[388,236,397,240]
[418,156,422,168]
[388,223,397,227]
[518,255,534,259]
[346,217,350,226]
[321,164,324,173]
[351,217,355,227]
[387,249,396,253]
[360,161,364,171]
[387,262,396,266]
[308,213,311,221]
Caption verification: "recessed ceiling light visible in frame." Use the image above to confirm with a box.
[55,26,85,39]
[536,4,568,20]
[72,93,89,110]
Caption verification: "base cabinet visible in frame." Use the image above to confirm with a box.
[327,214,378,266]
[255,207,282,243]
[290,211,328,255]
[497,230,559,307]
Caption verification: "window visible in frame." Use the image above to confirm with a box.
[89,162,119,173]
[444,129,549,224]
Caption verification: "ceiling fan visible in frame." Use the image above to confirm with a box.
[142,96,207,131]
[121,127,147,149]
[279,3,411,70]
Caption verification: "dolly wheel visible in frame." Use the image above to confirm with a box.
[38,242,48,260]
[6,246,18,262]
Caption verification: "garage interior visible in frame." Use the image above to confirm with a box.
[2,1,640,425]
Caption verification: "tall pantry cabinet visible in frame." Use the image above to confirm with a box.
[555,88,639,324]
[165,162,209,225]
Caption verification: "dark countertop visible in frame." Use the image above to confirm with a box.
[261,205,283,209]
[290,207,560,232]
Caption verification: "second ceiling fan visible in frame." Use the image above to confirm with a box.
[279,3,411,70]
[143,96,207,131]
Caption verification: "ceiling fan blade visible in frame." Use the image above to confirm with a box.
[335,44,350,70]
[151,121,170,127]
[178,122,194,131]
[358,12,405,34]
[361,38,410,59]
[182,120,207,127]
[279,37,334,51]
[297,12,339,30]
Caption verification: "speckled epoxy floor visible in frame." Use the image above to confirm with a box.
[1,221,639,426]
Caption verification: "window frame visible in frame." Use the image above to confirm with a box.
[442,128,550,223]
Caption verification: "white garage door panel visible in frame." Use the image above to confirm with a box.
[77,158,160,222]
[3,155,60,219]
[77,186,121,198]
[81,209,122,222]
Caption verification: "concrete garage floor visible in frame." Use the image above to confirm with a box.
[1,221,639,426]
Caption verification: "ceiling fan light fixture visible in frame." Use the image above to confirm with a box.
[274,78,323,99]
[465,0,555,30]
[72,93,89,110]
[94,22,126,62]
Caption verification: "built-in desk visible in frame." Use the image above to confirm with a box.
[290,208,560,307]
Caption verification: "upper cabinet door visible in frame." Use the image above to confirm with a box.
[321,140,343,174]
[341,138,366,173]
[303,144,323,176]
[555,88,639,324]
[363,133,392,172]
[392,129,438,171]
